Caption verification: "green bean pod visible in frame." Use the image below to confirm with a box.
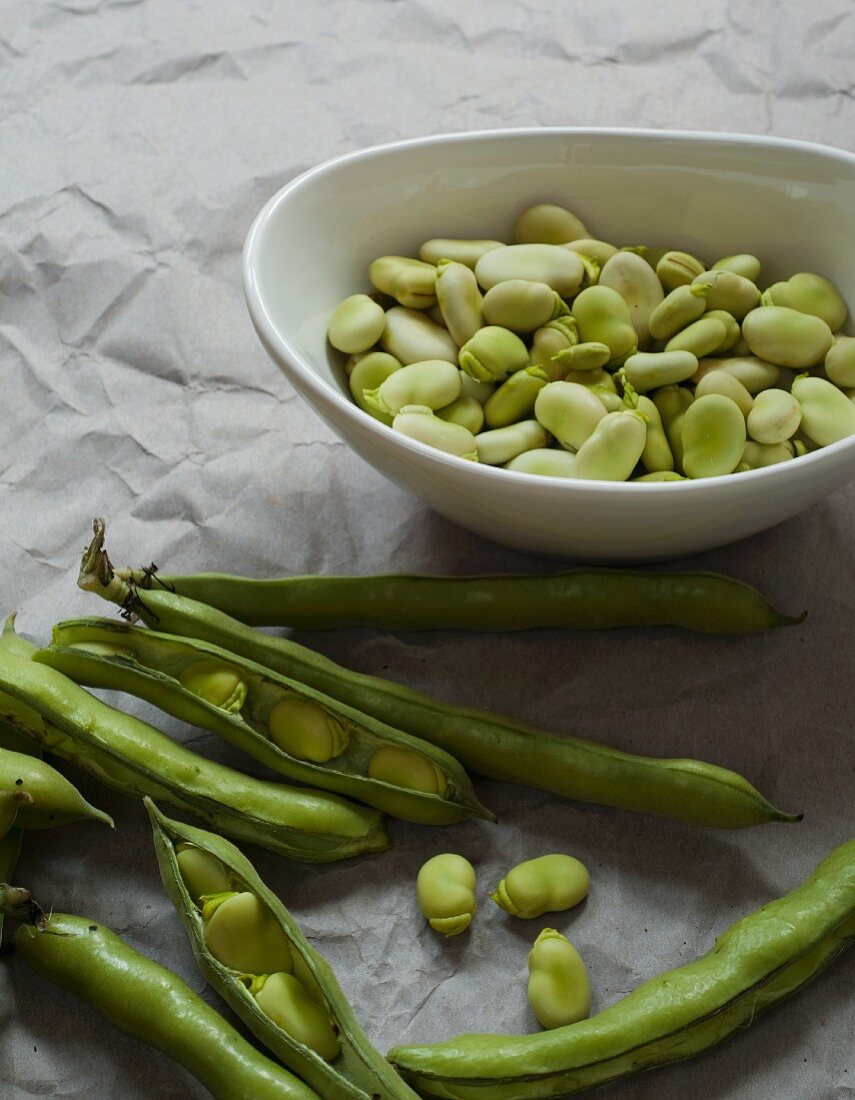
[0,827,23,939]
[11,907,320,1100]
[83,526,801,829]
[38,619,492,826]
[388,837,855,1098]
[0,642,387,863]
[0,745,113,830]
[146,801,417,1100]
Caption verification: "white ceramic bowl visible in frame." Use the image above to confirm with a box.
[243,128,855,560]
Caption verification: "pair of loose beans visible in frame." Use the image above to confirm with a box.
[328,202,855,481]
[416,853,591,1030]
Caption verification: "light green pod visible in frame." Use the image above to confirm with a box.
[255,973,340,1061]
[647,284,709,340]
[175,843,233,903]
[514,203,588,245]
[268,697,349,763]
[761,272,848,331]
[565,239,618,267]
[436,261,484,346]
[552,342,611,372]
[368,745,448,797]
[534,381,607,451]
[366,360,462,417]
[636,395,674,472]
[527,929,591,1030]
[738,440,797,471]
[484,368,549,429]
[634,470,687,481]
[571,410,647,481]
[742,306,833,368]
[327,294,386,355]
[380,307,458,365]
[419,238,505,268]
[203,891,295,975]
[476,420,549,466]
[681,394,746,478]
[653,385,694,472]
[746,389,802,444]
[459,372,495,405]
[825,335,855,388]
[656,250,705,290]
[505,449,577,477]
[349,352,402,426]
[621,350,698,393]
[0,746,113,830]
[475,245,585,297]
[179,659,247,713]
[571,285,637,365]
[369,256,437,309]
[665,316,728,358]
[692,356,781,394]
[392,406,478,461]
[417,853,477,937]
[459,326,529,382]
[694,370,754,417]
[692,271,760,320]
[703,310,741,352]
[436,395,485,435]
[482,280,568,333]
[791,374,855,445]
[491,854,590,919]
[599,251,664,346]
[711,254,762,281]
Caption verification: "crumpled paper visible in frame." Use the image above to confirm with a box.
[1,2,853,1097]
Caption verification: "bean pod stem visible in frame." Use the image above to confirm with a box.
[81,523,800,830]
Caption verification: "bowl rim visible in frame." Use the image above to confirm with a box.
[243,126,855,496]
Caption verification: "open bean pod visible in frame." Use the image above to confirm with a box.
[40,619,492,827]
[147,801,418,1100]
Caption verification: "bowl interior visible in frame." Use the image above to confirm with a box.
[249,129,855,403]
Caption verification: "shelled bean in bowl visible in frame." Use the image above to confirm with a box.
[243,129,855,558]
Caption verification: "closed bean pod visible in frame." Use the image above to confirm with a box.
[476,420,549,465]
[647,284,709,341]
[380,307,458,365]
[459,326,529,382]
[419,239,504,268]
[791,374,855,445]
[39,618,492,826]
[571,285,637,365]
[534,382,606,451]
[491,854,590,919]
[482,280,568,333]
[598,251,664,346]
[393,406,479,461]
[327,295,386,355]
[514,203,588,245]
[746,389,802,444]
[0,745,113,830]
[742,306,833,368]
[369,256,437,309]
[681,394,746,479]
[417,853,477,937]
[147,803,417,1100]
[527,929,592,1029]
[436,261,484,347]
[656,250,705,290]
[761,272,848,331]
[475,245,585,297]
[388,838,855,1099]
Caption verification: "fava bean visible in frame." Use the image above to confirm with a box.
[825,335,855,388]
[571,410,647,481]
[692,270,760,319]
[482,279,568,333]
[514,203,588,245]
[711,253,761,281]
[656,250,705,290]
[175,843,233,903]
[475,245,585,296]
[368,745,448,796]
[703,309,741,351]
[791,374,855,445]
[369,256,437,309]
[459,372,495,405]
[268,697,349,763]
[393,407,479,461]
[621,350,698,392]
[682,394,746,478]
[534,382,607,451]
[694,370,754,417]
[380,307,458,365]
[761,272,848,331]
[459,326,529,382]
[647,284,709,340]
[636,395,674,473]
[327,295,386,355]
[204,890,295,975]
[599,251,664,346]
[746,389,801,444]
[436,395,485,434]
[416,853,477,937]
[527,929,591,1029]
[565,239,618,266]
[476,420,548,465]
[653,385,694,473]
[505,449,577,477]
[634,470,686,481]
[179,659,247,713]
[483,368,550,429]
[552,342,611,372]
[692,356,781,394]
[491,854,590,919]
[348,352,402,426]
[419,238,504,268]
[256,974,340,1061]
[742,306,833,368]
[738,441,796,471]
[529,321,578,369]
[367,360,461,417]
[436,261,484,347]
[665,315,728,358]
[571,285,637,365]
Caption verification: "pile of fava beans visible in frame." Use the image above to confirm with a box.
[327,203,855,481]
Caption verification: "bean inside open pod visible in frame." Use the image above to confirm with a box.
[39,618,493,827]
[146,800,418,1100]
